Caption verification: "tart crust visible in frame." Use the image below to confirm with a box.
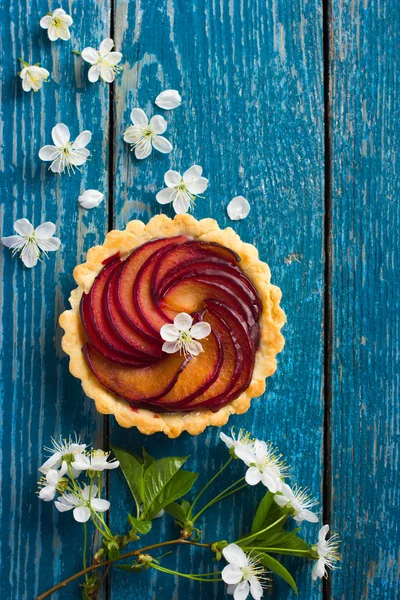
[59,214,286,438]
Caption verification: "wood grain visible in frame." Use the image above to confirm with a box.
[329,1,400,598]
[109,0,325,599]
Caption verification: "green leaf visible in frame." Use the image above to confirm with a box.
[142,447,156,469]
[251,491,273,533]
[111,445,144,507]
[258,553,298,594]
[128,515,152,535]
[143,457,198,519]
[116,564,141,572]
[107,543,120,561]
[180,499,192,516]
[259,529,310,552]
[82,590,91,600]
[164,501,187,522]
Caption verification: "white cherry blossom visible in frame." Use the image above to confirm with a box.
[123,108,172,159]
[39,123,91,174]
[19,61,49,92]
[222,544,269,600]
[39,434,86,474]
[311,525,340,581]
[156,165,209,214]
[40,8,73,41]
[72,449,119,472]
[274,483,319,523]
[55,484,110,523]
[81,38,122,83]
[227,196,250,221]
[160,313,211,358]
[38,461,68,501]
[155,89,181,110]
[2,218,61,268]
[78,189,104,209]
[220,429,255,459]
[234,440,287,493]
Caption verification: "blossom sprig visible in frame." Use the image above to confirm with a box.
[37,433,339,600]
[1,218,61,268]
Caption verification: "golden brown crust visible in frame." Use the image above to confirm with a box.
[59,214,286,438]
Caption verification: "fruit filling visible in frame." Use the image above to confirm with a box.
[81,236,262,412]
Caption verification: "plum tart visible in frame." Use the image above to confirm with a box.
[60,214,285,438]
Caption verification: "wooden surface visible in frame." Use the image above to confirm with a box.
[0,1,398,599]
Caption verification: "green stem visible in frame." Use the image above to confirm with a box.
[246,547,312,557]
[72,50,81,55]
[189,456,233,516]
[234,514,287,546]
[152,564,222,583]
[83,522,88,583]
[192,477,246,522]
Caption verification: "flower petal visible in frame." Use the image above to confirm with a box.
[38,145,60,161]
[190,321,211,340]
[149,115,167,134]
[219,432,233,448]
[222,565,243,585]
[34,222,56,239]
[274,493,289,507]
[73,506,91,523]
[1,235,24,249]
[69,148,91,166]
[164,170,182,187]
[59,13,73,26]
[312,558,326,581]
[227,584,238,596]
[91,498,110,512]
[87,65,99,82]
[160,324,179,342]
[261,471,280,493]
[40,15,52,28]
[47,25,59,41]
[79,190,104,209]
[234,445,256,466]
[38,485,56,501]
[71,455,90,471]
[130,108,148,127]
[50,155,66,173]
[155,89,181,110]
[107,51,123,65]
[99,38,114,56]
[73,130,92,149]
[186,177,209,195]
[172,194,190,215]
[99,65,115,83]
[227,196,251,221]
[186,340,203,356]
[245,466,262,486]
[58,26,71,41]
[174,313,193,330]
[295,509,319,524]
[183,164,202,183]
[318,524,329,542]
[52,8,66,16]
[234,581,250,600]
[135,139,152,160]
[54,500,73,513]
[156,187,176,205]
[39,454,61,473]
[222,543,248,568]
[21,244,38,268]
[152,135,172,154]
[82,47,99,65]
[162,341,180,354]
[36,237,61,252]
[14,218,33,237]
[22,77,31,92]
[249,576,263,600]
[52,123,70,147]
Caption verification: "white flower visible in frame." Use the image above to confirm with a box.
[123,108,172,159]
[160,313,211,358]
[234,440,287,493]
[39,434,86,474]
[39,123,91,174]
[19,61,49,92]
[55,484,110,523]
[78,189,104,209]
[311,525,340,581]
[81,38,122,83]
[38,461,68,501]
[274,483,319,523]
[155,89,181,110]
[220,429,255,459]
[40,8,73,41]
[72,449,120,472]
[222,544,269,600]
[2,218,61,268]
[227,196,250,221]
[156,165,209,214]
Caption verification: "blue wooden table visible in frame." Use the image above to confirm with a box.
[1,1,399,598]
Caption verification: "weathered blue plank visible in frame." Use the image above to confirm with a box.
[109,1,325,599]
[329,1,400,598]
[0,1,110,598]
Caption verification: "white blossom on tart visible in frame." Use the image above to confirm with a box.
[160,313,211,358]
[39,123,91,174]
[19,60,49,92]
[54,484,110,522]
[311,525,340,581]
[1,218,61,268]
[81,38,122,83]
[72,449,120,472]
[222,544,269,600]
[38,461,68,501]
[39,434,87,473]
[156,165,209,214]
[123,108,172,159]
[78,189,104,209]
[227,196,251,221]
[233,439,287,493]
[155,89,182,110]
[274,482,319,523]
[40,8,73,41]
